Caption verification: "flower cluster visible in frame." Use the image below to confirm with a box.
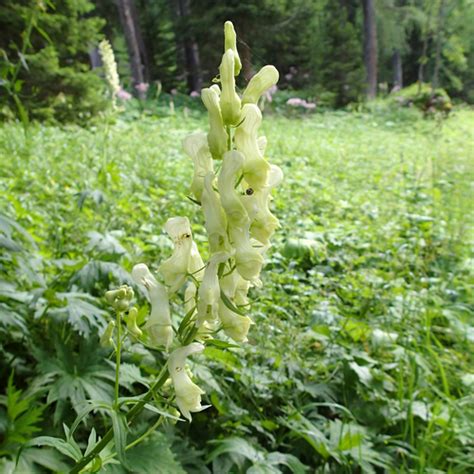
[286,97,316,110]
[125,21,281,422]
[98,39,120,105]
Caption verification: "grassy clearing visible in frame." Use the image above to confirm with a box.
[1,108,473,472]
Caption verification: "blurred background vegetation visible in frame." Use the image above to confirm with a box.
[1,0,473,123]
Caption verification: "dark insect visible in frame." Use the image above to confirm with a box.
[245,188,254,196]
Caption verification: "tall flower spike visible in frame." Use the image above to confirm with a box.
[219,49,241,126]
[234,104,270,191]
[132,264,173,350]
[99,39,120,104]
[159,217,194,293]
[197,252,229,326]
[183,133,214,201]
[201,173,230,254]
[201,87,228,160]
[242,65,279,105]
[218,151,264,281]
[168,343,207,421]
[224,21,242,76]
[241,164,284,246]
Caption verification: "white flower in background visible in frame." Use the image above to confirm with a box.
[168,343,208,421]
[371,328,399,347]
[132,263,173,349]
[99,39,120,101]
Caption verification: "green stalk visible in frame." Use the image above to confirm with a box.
[69,367,169,474]
[114,311,122,408]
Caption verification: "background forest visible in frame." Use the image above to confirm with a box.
[0,1,473,474]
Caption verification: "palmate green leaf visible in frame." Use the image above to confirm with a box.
[47,291,107,336]
[0,303,27,332]
[101,431,185,474]
[26,435,82,461]
[32,337,114,421]
[86,231,128,257]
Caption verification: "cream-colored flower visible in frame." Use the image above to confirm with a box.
[159,217,194,293]
[197,252,229,326]
[201,173,230,254]
[241,164,284,245]
[99,39,120,100]
[242,65,279,105]
[132,263,173,350]
[168,343,207,421]
[219,49,241,126]
[234,104,270,191]
[224,21,242,75]
[182,133,214,201]
[201,87,228,160]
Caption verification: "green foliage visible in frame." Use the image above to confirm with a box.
[0,0,107,123]
[0,108,473,471]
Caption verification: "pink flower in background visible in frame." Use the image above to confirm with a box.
[117,88,132,101]
[286,97,316,110]
[190,90,200,98]
[264,85,278,102]
[135,82,149,93]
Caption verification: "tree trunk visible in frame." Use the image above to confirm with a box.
[173,0,202,92]
[392,49,403,90]
[117,0,146,98]
[361,0,378,99]
[432,0,447,89]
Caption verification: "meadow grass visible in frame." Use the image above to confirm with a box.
[1,107,473,472]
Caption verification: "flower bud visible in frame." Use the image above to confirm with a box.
[159,217,194,293]
[201,173,230,254]
[125,307,143,338]
[168,343,208,421]
[105,285,134,312]
[219,49,241,126]
[201,87,228,160]
[183,133,214,201]
[197,252,229,326]
[100,320,115,348]
[242,65,279,105]
[234,104,270,190]
[224,21,242,76]
[132,263,173,350]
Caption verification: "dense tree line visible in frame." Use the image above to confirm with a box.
[1,0,473,121]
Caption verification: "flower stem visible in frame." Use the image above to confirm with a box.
[69,366,169,474]
[114,310,122,409]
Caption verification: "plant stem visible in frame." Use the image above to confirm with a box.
[69,366,169,474]
[125,414,163,451]
[114,311,122,408]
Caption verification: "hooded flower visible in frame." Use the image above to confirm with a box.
[201,173,230,254]
[196,252,229,326]
[159,217,195,293]
[224,21,242,75]
[201,87,228,160]
[242,65,279,105]
[132,263,173,350]
[219,49,241,126]
[183,133,214,201]
[168,343,207,421]
[241,164,284,246]
[219,272,252,342]
[234,104,270,191]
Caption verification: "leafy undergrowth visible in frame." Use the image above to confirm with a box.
[0,108,473,473]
